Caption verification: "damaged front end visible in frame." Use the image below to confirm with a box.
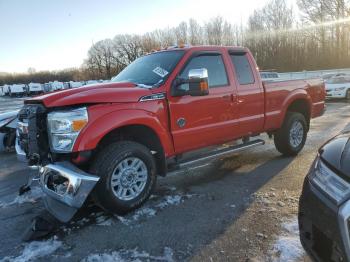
[16,104,99,222]
[39,162,99,222]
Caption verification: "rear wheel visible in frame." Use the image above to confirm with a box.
[274,112,307,156]
[90,141,157,215]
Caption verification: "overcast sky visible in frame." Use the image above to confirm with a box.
[0,0,295,73]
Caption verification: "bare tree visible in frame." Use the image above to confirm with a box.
[188,18,203,45]
[205,16,225,45]
[174,21,188,45]
[113,34,144,66]
[4,5,350,86]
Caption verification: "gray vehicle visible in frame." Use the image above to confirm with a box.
[0,111,18,152]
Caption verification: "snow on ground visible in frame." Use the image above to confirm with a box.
[64,193,186,229]
[93,193,194,227]
[118,193,193,225]
[0,237,62,262]
[0,186,43,208]
[270,216,305,262]
[155,195,182,208]
[82,247,174,262]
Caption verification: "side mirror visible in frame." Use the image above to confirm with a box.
[188,68,209,96]
[172,68,209,97]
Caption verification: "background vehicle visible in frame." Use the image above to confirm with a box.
[84,80,99,85]
[50,81,65,91]
[69,81,83,88]
[16,46,326,222]
[299,125,350,262]
[0,111,18,152]
[325,75,350,100]
[2,85,10,96]
[322,72,347,81]
[9,84,25,97]
[27,83,43,95]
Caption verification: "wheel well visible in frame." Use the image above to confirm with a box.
[286,99,310,130]
[97,125,167,176]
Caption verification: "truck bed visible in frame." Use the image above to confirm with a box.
[263,78,326,131]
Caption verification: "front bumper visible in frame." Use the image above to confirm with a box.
[299,175,350,261]
[39,161,99,222]
[15,135,26,162]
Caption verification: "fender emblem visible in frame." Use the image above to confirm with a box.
[177,118,186,128]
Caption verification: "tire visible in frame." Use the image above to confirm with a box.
[90,141,157,215]
[274,112,307,156]
[346,89,350,101]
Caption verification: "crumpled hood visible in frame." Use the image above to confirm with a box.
[25,82,152,108]
[319,132,350,178]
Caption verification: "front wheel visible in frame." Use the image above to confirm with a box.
[274,112,307,156]
[90,141,157,215]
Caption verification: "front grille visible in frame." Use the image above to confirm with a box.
[17,104,49,165]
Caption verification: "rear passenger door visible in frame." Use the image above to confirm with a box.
[229,51,264,136]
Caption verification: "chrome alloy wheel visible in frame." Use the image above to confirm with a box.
[111,157,148,201]
[289,120,304,148]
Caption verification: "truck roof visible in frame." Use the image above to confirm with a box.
[150,45,249,54]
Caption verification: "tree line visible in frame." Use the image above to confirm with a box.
[1,0,350,85]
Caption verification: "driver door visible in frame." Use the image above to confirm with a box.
[167,51,239,154]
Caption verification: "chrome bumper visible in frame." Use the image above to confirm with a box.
[15,132,26,162]
[39,161,100,222]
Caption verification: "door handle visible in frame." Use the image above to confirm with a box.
[222,94,235,101]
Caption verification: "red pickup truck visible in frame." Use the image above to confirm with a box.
[16,46,325,222]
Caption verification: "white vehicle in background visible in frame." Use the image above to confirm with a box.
[43,83,52,92]
[322,73,347,81]
[260,71,279,81]
[63,82,71,89]
[27,83,43,95]
[0,111,18,152]
[69,81,83,88]
[325,76,350,100]
[85,80,99,86]
[50,81,64,91]
[9,84,25,97]
[2,85,10,96]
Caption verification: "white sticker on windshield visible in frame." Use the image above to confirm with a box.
[153,67,169,78]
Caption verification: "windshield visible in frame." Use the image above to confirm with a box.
[111,50,185,87]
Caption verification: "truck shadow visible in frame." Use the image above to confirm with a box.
[47,150,294,260]
[0,150,295,260]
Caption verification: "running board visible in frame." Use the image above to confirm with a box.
[169,139,265,171]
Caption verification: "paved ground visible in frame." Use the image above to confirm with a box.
[0,96,349,261]
[0,96,25,114]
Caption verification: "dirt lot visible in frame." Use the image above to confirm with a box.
[0,97,349,261]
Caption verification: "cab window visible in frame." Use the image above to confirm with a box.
[230,53,255,85]
[179,54,228,89]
